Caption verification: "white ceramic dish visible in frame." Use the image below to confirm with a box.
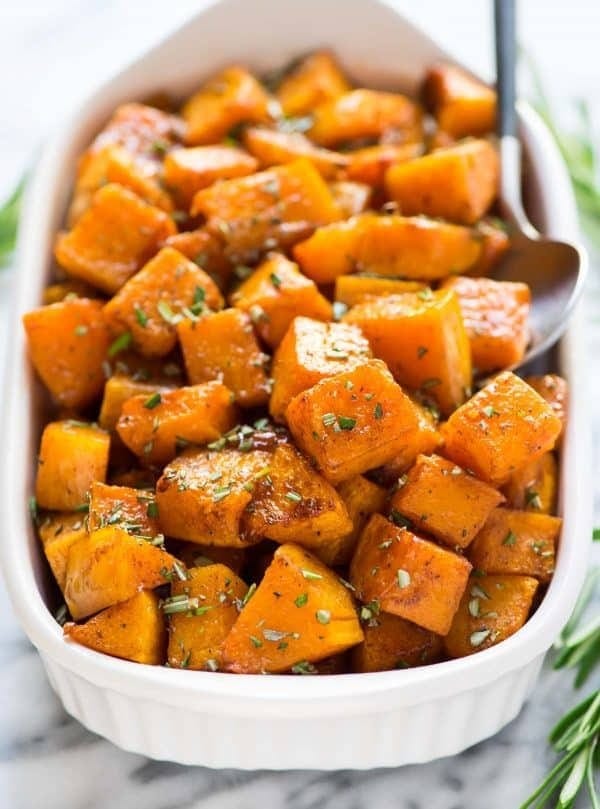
[0,0,592,770]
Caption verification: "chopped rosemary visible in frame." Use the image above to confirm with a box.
[470,628,491,647]
[396,569,411,589]
[143,392,162,409]
[301,569,323,581]
[285,490,302,503]
[373,402,383,420]
[294,593,308,608]
[108,331,132,357]
[134,306,148,327]
[315,609,331,625]
[503,530,517,547]
[291,660,317,675]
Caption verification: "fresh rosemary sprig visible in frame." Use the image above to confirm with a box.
[0,174,26,267]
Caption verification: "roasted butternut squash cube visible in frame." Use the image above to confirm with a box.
[64,590,166,664]
[166,564,247,670]
[230,253,332,348]
[352,611,443,672]
[103,247,223,358]
[441,276,530,373]
[23,297,111,408]
[389,454,504,549]
[469,218,510,275]
[286,360,424,484]
[269,317,372,422]
[173,542,246,574]
[243,127,349,178]
[276,51,351,116]
[88,481,160,539]
[335,276,425,306]
[350,513,471,635]
[423,63,496,139]
[182,65,271,145]
[385,139,499,225]
[344,289,471,415]
[191,159,341,263]
[444,574,538,658]
[221,543,363,673]
[117,381,237,464]
[177,309,270,408]
[64,527,178,619]
[243,444,352,556]
[156,448,271,546]
[165,228,232,289]
[38,512,88,590]
[524,375,568,437]
[442,371,563,486]
[329,181,372,218]
[36,421,110,511]
[294,214,482,284]
[55,184,176,294]
[503,452,558,514]
[378,401,442,482]
[345,143,422,186]
[468,507,562,583]
[308,89,423,147]
[333,475,388,566]
[163,145,258,207]
[99,375,174,431]
[86,102,183,163]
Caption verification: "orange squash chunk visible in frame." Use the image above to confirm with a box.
[243,443,353,555]
[103,247,223,357]
[38,512,88,590]
[99,375,174,431]
[221,543,363,674]
[243,127,349,178]
[64,527,177,620]
[86,102,183,162]
[352,611,443,672]
[389,454,504,549]
[64,590,166,664]
[378,402,442,482]
[350,514,471,635]
[423,63,496,139]
[502,452,558,515]
[441,276,530,373]
[35,421,110,511]
[166,564,247,670]
[55,184,176,294]
[385,139,499,225]
[163,145,258,207]
[276,51,351,116]
[269,317,372,422]
[117,381,237,464]
[329,181,372,218]
[469,507,562,583]
[191,159,341,263]
[333,475,388,566]
[182,65,271,145]
[165,228,231,289]
[155,448,272,546]
[308,89,423,147]
[442,371,563,486]
[286,360,424,484]
[344,289,472,416]
[88,481,160,538]
[294,214,481,284]
[445,574,538,658]
[177,309,270,408]
[23,297,110,408]
[469,218,510,275]
[525,374,568,436]
[345,143,423,186]
[230,253,332,348]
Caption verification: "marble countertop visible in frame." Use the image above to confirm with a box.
[1,2,599,807]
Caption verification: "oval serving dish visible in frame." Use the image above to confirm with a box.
[0,0,591,770]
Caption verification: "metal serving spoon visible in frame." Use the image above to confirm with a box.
[492,0,587,364]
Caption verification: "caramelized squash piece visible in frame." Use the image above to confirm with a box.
[335,276,425,307]
[333,475,388,566]
[182,65,271,145]
[308,89,423,147]
[99,375,174,431]
[163,145,258,207]
[444,574,538,658]
[35,421,110,511]
[442,371,563,486]
[103,247,223,357]
[177,309,270,408]
[88,481,160,538]
[117,381,237,464]
[469,507,562,583]
[166,564,247,670]
[423,63,496,138]
[389,454,504,549]
[243,127,349,178]
[64,527,177,619]
[344,289,472,415]
[353,611,443,672]
[276,51,351,116]
[165,228,232,289]
[524,374,568,436]
[441,276,530,373]
[84,102,183,162]
[156,448,271,546]
[23,297,110,408]
[269,317,372,422]
[385,139,499,225]
[350,513,471,635]
[286,360,425,484]
[55,184,176,294]
[221,543,363,673]
[230,252,332,348]
[503,452,558,514]
[345,143,423,186]
[38,512,88,590]
[294,214,482,284]
[65,591,166,664]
